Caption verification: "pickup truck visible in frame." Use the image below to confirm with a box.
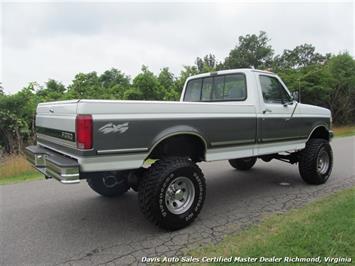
[26,68,333,230]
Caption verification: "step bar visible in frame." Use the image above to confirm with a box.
[25,145,80,184]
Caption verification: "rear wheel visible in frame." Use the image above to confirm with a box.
[138,157,206,230]
[299,138,333,185]
[87,172,129,197]
[229,157,257,171]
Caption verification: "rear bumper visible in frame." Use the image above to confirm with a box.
[25,145,80,184]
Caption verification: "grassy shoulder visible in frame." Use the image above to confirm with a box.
[186,187,355,265]
[0,155,42,185]
[333,125,355,137]
[0,171,42,185]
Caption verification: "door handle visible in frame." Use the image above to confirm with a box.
[262,108,272,114]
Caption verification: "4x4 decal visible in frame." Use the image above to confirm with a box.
[98,122,129,134]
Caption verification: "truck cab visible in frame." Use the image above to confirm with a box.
[181,69,331,157]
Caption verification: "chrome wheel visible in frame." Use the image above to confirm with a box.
[165,176,195,215]
[317,150,330,175]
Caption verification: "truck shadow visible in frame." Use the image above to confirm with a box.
[46,160,309,235]
[202,161,306,213]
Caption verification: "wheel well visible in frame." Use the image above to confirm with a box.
[147,134,206,162]
[308,126,330,142]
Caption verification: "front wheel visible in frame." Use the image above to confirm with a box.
[298,138,333,185]
[229,157,257,171]
[138,157,206,230]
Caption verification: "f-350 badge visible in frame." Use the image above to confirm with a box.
[99,122,129,134]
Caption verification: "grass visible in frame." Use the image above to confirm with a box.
[185,187,355,266]
[333,125,355,137]
[0,155,42,185]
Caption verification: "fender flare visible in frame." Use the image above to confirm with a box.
[146,126,208,159]
[306,124,331,142]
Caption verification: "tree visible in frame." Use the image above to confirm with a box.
[196,54,218,73]
[123,87,143,100]
[320,53,355,124]
[99,68,130,99]
[0,82,4,95]
[127,66,164,100]
[37,79,66,101]
[99,68,130,88]
[66,72,101,99]
[0,84,36,153]
[285,53,355,125]
[273,44,326,70]
[158,68,179,100]
[223,31,274,69]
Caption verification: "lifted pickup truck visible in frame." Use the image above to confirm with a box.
[26,69,333,230]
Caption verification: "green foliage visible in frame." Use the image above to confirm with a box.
[99,68,130,99]
[320,53,355,124]
[158,68,179,101]
[0,31,354,154]
[273,44,326,70]
[0,84,36,152]
[129,66,164,100]
[224,31,274,69]
[65,68,131,100]
[196,54,219,73]
[279,53,355,124]
[0,171,41,185]
[66,72,101,99]
[37,79,66,101]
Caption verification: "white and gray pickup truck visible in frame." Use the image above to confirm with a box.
[26,68,333,230]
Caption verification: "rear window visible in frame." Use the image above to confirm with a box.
[183,79,202,102]
[184,73,247,102]
[201,77,213,101]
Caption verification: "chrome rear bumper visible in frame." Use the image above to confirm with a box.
[25,145,80,184]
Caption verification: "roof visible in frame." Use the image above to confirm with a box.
[187,68,275,80]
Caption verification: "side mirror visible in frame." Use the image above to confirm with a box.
[291,91,299,102]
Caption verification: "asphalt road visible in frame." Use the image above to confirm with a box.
[1,137,354,266]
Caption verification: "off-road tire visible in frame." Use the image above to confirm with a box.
[299,138,333,185]
[138,157,206,230]
[87,173,129,197]
[229,157,257,171]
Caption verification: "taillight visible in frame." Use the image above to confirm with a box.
[76,115,93,149]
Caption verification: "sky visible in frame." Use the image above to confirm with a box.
[1,1,354,94]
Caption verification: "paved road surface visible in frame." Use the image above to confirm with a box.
[0,137,354,266]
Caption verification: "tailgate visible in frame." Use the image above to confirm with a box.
[36,100,79,148]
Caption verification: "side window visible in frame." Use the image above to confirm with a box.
[213,76,224,100]
[224,74,247,100]
[259,75,291,104]
[201,77,213,101]
[184,78,202,101]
